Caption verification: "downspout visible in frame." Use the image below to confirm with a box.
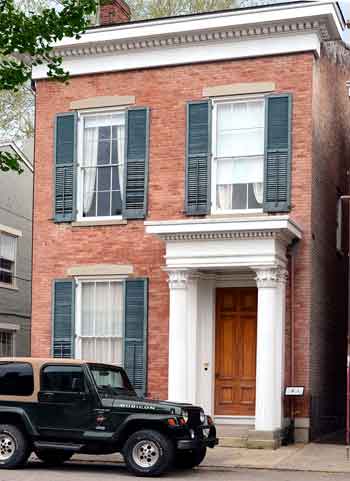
[287,239,299,443]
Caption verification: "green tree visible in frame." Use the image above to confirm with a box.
[0,0,97,172]
[0,0,239,172]
[129,0,236,19]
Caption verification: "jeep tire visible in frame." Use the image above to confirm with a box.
[35,449,73,466]
[123,429,174,477]
[0,424,30,469]
[175,447,207,469]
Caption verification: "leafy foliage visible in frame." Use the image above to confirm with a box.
[129,0,236,19]
[0,0,97,171]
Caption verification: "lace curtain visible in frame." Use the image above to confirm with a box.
[0,233,16,261]
[82,113,125,216]
[78,281,124,364]
[216,100,264,210]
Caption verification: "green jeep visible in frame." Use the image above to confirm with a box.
[0,358,218,476]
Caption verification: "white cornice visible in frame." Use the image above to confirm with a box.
[32,2,344,80]
[145,215,303,242]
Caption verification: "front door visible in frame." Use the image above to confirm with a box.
[215,287,257,416]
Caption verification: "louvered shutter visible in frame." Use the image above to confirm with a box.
[54,113,76,222]
[52,280,75,358]
[124,279,148,396]
[185,100,211,215]
[123,108,150,219]
[263,94,292,213]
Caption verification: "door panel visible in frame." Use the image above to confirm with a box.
[215,288,257,416]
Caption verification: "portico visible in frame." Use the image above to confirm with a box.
[146,216,302,443]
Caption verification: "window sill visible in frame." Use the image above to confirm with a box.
[208,210,265,219]
[0,283,18,291]
[72,219,128,227]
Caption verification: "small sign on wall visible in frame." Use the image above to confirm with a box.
[285,386,304,396]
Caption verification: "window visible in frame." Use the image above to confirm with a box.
[213,98,265,212]
[41,365,85,392]
[0,331,14,356]
[336,198,343,253]
[89,364,135,398]
[0,362,34,396]
[0,232,17,286]
[78,111,125,219]
[76,281,124,365]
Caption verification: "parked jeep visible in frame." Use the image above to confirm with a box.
[0,358,218,476]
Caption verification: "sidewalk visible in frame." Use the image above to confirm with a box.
[73,443,350,474]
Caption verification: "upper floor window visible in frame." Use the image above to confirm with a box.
[212,98,265,213]
[78,111,125,219]
[0,232,17,287]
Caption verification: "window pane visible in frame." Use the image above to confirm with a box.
[112,192,123,216]
[0,270,12,284]
[0,258,12,270]
[248,183,263,208]
[0,363,34,396]
[216,101,264,158]
[98,166,111,191]
[97,191,111,217]
[97,139,111,165]
[41,365,85,392]
[0,331,13,356]
[81,283,94,336]
[83,190,97,218]
[0,234,16,261]
[99,126,110,140]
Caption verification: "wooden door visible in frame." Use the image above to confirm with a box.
[215,288,257,416]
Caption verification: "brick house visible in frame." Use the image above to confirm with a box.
[31,0,350,446]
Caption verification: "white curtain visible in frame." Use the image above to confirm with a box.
[217,185,233,210]
[0,234,16,261]
[253,182,264,204]
[216,100,265,158]
[83,126,99,215]
[116,126,125,199]
[79,281,124,365]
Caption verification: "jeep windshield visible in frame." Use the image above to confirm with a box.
[88,364,137,398]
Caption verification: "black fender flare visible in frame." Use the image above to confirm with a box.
[0,407,38,436]
[114,414,174,441]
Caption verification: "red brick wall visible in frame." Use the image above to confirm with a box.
[99,0,131,26]
[309,42,350,439]
[32,54,315,406]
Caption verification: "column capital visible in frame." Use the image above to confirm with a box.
[254,266,288,288]
[166,269,192,289]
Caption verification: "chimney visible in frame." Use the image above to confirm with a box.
[99,0,131,26]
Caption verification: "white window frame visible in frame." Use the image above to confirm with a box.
[0,231,18,289]
[211,94,265,215]
[0,329,16,357]
[74,277,125,364]
[336,197,343,253]
[76,107,126,222]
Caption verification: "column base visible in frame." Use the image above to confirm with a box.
[246,429,281,450]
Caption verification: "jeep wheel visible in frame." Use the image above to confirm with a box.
[35,450,73,466]
[0,424,30,469]
[175,447,207,469]
[123,429,174,477]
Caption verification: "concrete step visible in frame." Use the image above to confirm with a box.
[216,424,250,448]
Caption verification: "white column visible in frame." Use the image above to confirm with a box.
[254,266,288,433]
[167,269,198,404]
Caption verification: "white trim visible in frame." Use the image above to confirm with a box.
[214,415,255,426]
[0,142,33,172]
[0,323,20,332]
[211,95,265,215]
[33,33,321,80]
[76,108,126,222]
[0,224,22,238]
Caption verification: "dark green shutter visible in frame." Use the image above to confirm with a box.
[124,279,148,396]
[52,280,75,358]
[54,113,77,222]
[123,108,150,219]
[263,94,292,213]
[185,100,211,215]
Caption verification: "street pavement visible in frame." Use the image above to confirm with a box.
[0,461,349,481]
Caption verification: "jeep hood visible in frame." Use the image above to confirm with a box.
[101,395,200,415]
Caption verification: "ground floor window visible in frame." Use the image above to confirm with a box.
[76,280,124,365]
[0,331,15,356]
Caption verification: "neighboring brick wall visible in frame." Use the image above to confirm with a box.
[32,54,315,407]
[309,42,350,439]
[99,0,131,26]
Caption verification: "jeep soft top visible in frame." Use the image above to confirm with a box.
[0,358,218,476]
